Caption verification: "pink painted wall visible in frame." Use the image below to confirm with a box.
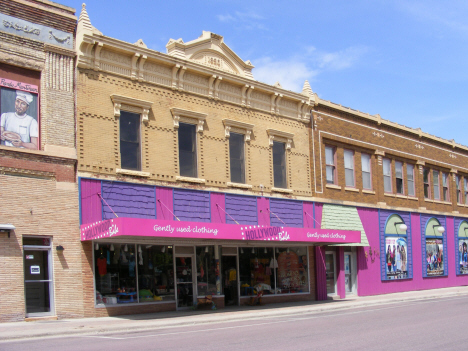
[210,192,226,224]
[357,208,468,296]
[80,178,101,225]
[156,187,173,220]
[257,197,270,226]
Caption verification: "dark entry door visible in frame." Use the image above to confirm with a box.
[222,255,238,306]
[24,249,53,315]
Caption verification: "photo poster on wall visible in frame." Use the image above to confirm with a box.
[458,239,468,274]
[426,239,444,276]
[0,79,39,150]
[385,237,408,279]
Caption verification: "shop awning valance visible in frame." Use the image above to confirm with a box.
[81,217,361,245]
[321,204,369,247]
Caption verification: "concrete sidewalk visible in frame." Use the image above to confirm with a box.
[1,286,468,342]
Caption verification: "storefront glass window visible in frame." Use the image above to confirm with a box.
[275,247,309,294]
[239,247,309,296]
[138,245,174,302]
[196,246,218,296]
[425,218,445,277]
[457,221,468,275]
[95,243,137,305]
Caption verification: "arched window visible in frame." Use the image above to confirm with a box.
[383,214,409,280]
[423,217,446,277]
[456,220,468,275]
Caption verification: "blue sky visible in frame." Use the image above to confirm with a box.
[62,0,468,146]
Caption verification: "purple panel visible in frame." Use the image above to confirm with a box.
[211,193,226,224]
[303,202,315,228]
[80,179,102,225]
[225,194,257,225]
[101,181,156,220]
[156,187,173,220]
[269,198,303,227]
[257,197,270,226]
[315,246,327,301]
[173,189,210,223]
[379,210,412,280]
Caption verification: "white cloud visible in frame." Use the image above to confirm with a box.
[396,1,468,35]
[252,46,368,92]
[216,11,266,30]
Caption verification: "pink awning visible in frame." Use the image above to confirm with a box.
[81,217,361,245]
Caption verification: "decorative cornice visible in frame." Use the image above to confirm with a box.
[222,119,254,141]
[110,94,153,124]
[170,108,207,132]
[266,129,294,149]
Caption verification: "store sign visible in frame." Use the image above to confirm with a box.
[80,217,361,244]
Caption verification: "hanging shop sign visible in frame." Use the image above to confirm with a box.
[80,217,361,244]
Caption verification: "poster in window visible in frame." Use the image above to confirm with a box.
[458,239,468,274]
[426,239,444,276]
[277,251,305,291]
[385,237,408,279]
[0,78,39,150]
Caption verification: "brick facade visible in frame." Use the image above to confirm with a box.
[0,0,79,322]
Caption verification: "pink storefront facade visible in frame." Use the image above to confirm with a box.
[315,205,468,300]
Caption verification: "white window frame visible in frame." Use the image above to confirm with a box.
[383,158,392,193]
[344,149,355,187]
[433,170,440,200]
[442,172,449,202]
[111,94,153,177]
[361,153,372,190]
[407,164,415,197]
[325,145,337,185]
[395,161,404,195]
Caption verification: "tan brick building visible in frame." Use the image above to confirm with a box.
[0,0,81,322]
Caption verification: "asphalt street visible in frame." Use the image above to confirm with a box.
[1,295,466,351]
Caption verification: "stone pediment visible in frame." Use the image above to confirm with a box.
[166,31,254,79]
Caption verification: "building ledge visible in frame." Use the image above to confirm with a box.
[272,187,293,194]
[227,182,253,189]
[116,168,151,177]
[176,176,206,184]
[326,184,341,190]
[344,187,359,193]
[362,189,375,195]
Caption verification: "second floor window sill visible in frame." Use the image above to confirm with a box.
[326,184,341,190]
[227,182,253,189]
[272,187,293,194]
[176,176,206,184]
[116,168,151,177]
[344,187,359,193]
[362,189,375,195]
[384,193,396,198]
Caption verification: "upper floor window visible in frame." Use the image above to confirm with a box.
[229,132,245,184]
[442,172,449,202]
[325,146,336,184]
[407,164,415,197]
[423,168,430,199]
[178,123,197,178]
[0,80,39,150]
[383,158,392,193]
[433,170,440,200]
[456,175,461,203]
[361,153,372,190]
[119,111,141,171]
[465,178,468,205]
[344,149,355,187]
[273,141,286,188]
[395,161,404,194]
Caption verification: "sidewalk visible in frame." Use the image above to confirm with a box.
[1,286,467,342]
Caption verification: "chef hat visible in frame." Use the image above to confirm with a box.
[16,91,34,105]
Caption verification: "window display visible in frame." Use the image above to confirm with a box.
[94,243,175,305]
[239,246,309,296]
[196,246,218,296]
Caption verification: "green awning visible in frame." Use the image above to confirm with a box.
[321,204,369,247]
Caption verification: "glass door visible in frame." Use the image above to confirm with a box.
[23,239,54,316]
[325,251,336,296]
[175,256,195,309]
[344,252,357,295]
[222,255,238,306]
